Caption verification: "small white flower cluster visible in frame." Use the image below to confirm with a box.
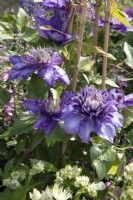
[124,163,133,181]
[74,176,98,198]
[125,186,133,199]
[55,165,82,184]
[30,161,45,177]
[29,184,72,200]
[3,171,26,190]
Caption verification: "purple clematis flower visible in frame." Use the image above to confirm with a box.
[23,91,75,135]
[8,48,70,86]
[35,0,74,44]
[109,89,133,108]
[62,86,124,143]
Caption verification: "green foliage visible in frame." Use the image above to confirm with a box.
[0,87,11,105]
[90,140,116,180]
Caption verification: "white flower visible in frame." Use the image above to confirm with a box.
[30,161,45,176]
[11,171,20,180]
[29,188,42,200]
[40,187,53,200]
[74,176,90,188]
[3,178,10,187]
[9,179,21,190]
[19,171,26,180]
[55,165,82,181]
[87,183,97,198]
[52,184,72,200]
[124,163,133,181]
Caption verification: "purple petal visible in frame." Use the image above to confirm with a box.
[79,120,91,143]
[96,123,116,143]
[38,67,55,86]
[54,65,70,85]
[9,56,21,64]
[34,116,50,130]
[63,113,81,134]
[44,119,58,135]
[23,99,43,114]
[110,112,124,128]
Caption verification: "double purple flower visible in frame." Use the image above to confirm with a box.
[62,86,124,143]
[8,48,70,86]
[35,0,74,44]
[23,91,74,135]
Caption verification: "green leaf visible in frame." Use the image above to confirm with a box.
[23,28,39,43]
[27,74,47,99]
[127,130,133,145]
[17,8,28,32]
[30,159,57,172]
[1,112,36,138]
[111,2,131,27]
[78,57,95,72]
[123,42,133,68]
[4,158,14,176]
[121,107,133,128]
[0,33,13,39]
[0,87,11,104]
[50,86,62,104]
[15,139,27,155]
[116,161,125,177]
[30,131,45,152]
[45,124,71,146]
[90,142,116,180]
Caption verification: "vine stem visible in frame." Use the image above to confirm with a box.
[72,1,87,92]
[92,0,101,58]
[60,1,87,167]
[102,0,111,90]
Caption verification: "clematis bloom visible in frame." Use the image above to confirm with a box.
[23,91,75,135]
[62,86,124,143]
[35,0,74,44]
[8,48,70,86]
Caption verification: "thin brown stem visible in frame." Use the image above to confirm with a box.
[60,1,87,168]
[102,0,111,90]
[93,0,101,55]
[72,1,87,92]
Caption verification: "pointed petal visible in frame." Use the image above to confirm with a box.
[54,65,70,85]
[9,56,21,64]
[63,113,81,134]
[79,121,91,143]
[110,112,124,128]
[34,116,50,130]
[23,99,43,114]
[95,123,116,143]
